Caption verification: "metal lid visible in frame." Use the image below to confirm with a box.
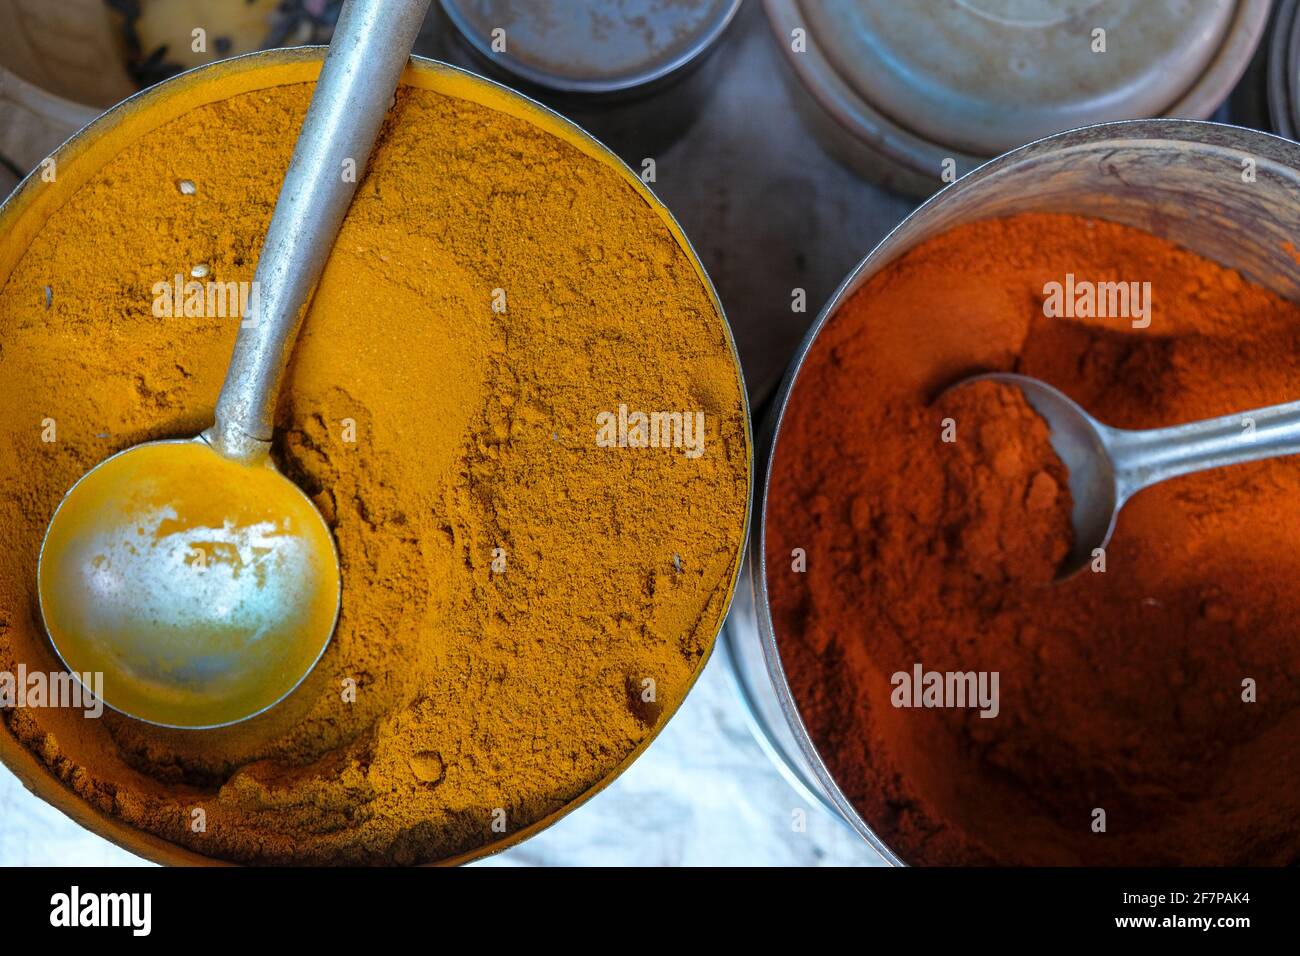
[440,0,741,94]
[1268,0,1300,138]
[795,0,1240,157]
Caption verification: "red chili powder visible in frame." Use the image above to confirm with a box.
[766,213,1300,865]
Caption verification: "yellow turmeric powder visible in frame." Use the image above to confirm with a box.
[0,68,749,864]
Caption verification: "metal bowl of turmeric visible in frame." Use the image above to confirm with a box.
[728,118,1300,865]
[0,47,752,865]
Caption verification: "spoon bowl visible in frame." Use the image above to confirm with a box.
[38,438,340,728]
[953,371,1300,579]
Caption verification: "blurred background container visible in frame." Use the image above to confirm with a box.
[764,0,1271,196]
[423,0,742,156]
[0,0,342,192]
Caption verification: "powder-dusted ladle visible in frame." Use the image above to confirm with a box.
[37,0,432,728]
[955,372,1300,578]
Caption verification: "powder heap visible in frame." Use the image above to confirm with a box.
[0,79,749,864]
[767,213,1300,865]
[933,380,1072,591]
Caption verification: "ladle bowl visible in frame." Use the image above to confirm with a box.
[37,438,340,728]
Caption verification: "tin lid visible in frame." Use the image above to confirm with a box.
[796,0,1239,156]
[440,0,741,94]
[1268,0,1300,137]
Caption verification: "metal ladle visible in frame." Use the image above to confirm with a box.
[955,372,1300,579]
[37,0,432,728]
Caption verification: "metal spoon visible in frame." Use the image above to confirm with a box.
[955,372,1300,579]
[37,0,432,729]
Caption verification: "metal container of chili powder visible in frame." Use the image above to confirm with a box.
[725,118,1300,865]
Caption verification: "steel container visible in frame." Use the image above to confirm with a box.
[424,0,743,157]
[0,47,752,866]
[1268,0,1300,135]
[724,118,1300,865]
[432,0,741,96]
[763,0,1273,197]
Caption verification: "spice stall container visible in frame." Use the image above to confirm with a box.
[434,0,741,95]
[1268,0,1300,135]
[425,0,743,155]
[763,0,1272,196]
[723,118,1300,864]
[0,47,752,866]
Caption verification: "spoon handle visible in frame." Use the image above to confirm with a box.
[1106,399,1300,502]
[206,0,431,462]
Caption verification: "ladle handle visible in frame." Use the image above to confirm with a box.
[206,0,431,462]
[1107,399,1300,502]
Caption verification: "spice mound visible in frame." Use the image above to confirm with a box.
[934,380,1072,590]
[768,213,1300,865]
[0,81,749,864]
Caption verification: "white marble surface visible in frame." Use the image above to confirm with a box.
[0,653,884,866]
